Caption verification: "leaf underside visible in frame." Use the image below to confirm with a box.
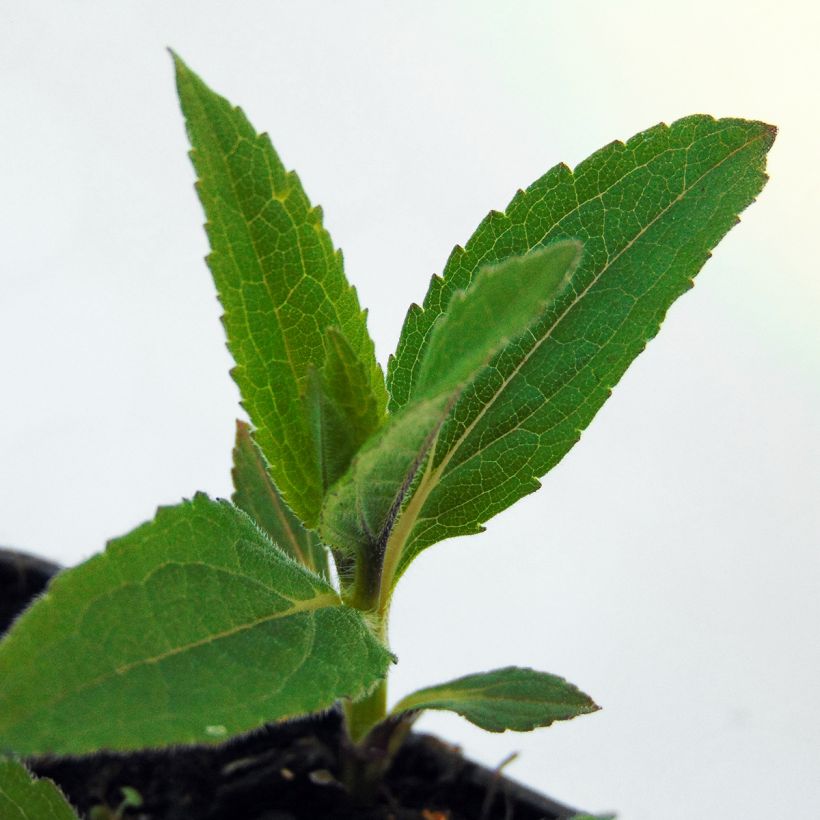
[0,495,391,756]
[232,419,330,580]
[385,115,774,582]
[0,758,78,820]
[174,54,386,526]
[391,666,599,732]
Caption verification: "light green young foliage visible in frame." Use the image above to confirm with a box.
[321,392,452,564]
[413,241,582,399]
[392,667,599,732]
[0,495,391,755]
[174,54,386,526]
[321,242,583,596]
[382,116,774,588]
[0,758,78,820]
[232,420,330,580]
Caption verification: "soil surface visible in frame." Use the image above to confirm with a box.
[2,550,583,820]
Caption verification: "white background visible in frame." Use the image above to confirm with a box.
[2,3,818,817]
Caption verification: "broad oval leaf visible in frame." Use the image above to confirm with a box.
[232,420,330,580]
[0,758,78,820]
[174,54,386,526]
[391,666,599,732]
[385,116,775,583]
[0,495,392,755]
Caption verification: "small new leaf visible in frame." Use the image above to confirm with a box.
[413,241,581,399]
[0,495,391,755]
[320,243,581,598]
[232,420,330,580]
[391,667,599,732]
[321,392,452,560]
[0,758,78,820]
[173,54,386,526]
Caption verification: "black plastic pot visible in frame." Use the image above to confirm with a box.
[1,548,584,819]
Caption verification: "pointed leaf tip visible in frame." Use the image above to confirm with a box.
[175,59,386,526]
[414,239,582,401]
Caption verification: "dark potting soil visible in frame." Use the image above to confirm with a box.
[2,550,582,820]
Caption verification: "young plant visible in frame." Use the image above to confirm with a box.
[0,53,774,806]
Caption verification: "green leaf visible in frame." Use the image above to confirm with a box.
[0,495,392,755]
[173,53,386,526]
[306,328,386,492]
[231,420,330,580]
[413,240,582,399]
[391,666,598,732]
[385,116,774,581]
[0,758,78,820]
[321,392,453,560]
[320,244,581,594]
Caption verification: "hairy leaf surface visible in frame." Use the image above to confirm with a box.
[0,495,391,755]
[0,758,78,820]
[321,393,452,560]
[391,666,598,732]
[174,54,386,525]
[414,241,582,399]
[320,244,582,586]
[386,116,774,581]
[232,420,329,580]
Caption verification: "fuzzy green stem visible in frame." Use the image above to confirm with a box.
[339,555,393,802]
[344,572,389,744]
[343,676,387,745]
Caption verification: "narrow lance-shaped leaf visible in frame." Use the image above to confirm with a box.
[0,758,78,820]
[0,495,392,755]
[391,667,599,733]
[385,116,775,585]
[320,243,582,594]
[232,420,330,580]
[173,54,386,526]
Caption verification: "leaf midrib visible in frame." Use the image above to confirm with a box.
[2,562,340,731]
[395,686,592,712]
[190,81,307,398]
[398,136,672,387]
[243,431,311,567]
[380,126,768,597]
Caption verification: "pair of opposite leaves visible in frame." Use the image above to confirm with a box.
[0,54,774,756]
